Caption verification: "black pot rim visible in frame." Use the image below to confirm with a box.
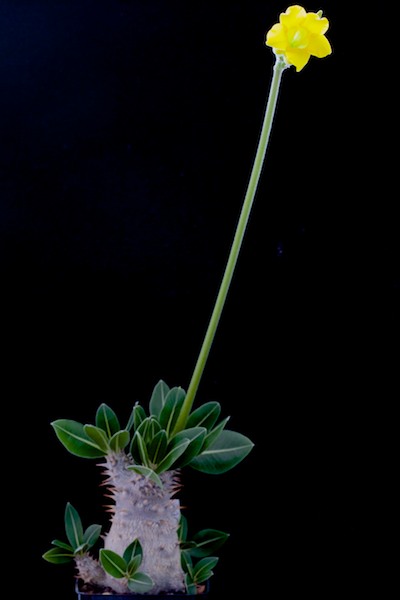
[75,580,209,599]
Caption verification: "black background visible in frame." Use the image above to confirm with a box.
[1,1,397,598]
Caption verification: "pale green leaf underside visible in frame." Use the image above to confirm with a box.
[127,572,154,593]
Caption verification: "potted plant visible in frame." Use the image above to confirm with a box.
[43,5,332,597]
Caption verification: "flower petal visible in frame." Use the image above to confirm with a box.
[304,13,329,35]
[266,23,288,51]
[280,5,307,29]
[285,49,311,72]
[308,34,332,58]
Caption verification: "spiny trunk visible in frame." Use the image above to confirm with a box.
[102,452,185,594]
[75,554,127,593]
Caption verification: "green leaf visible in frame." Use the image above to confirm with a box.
[189,430,254,474]
[126,403,147,433]
[127,572,154,593]
[83,524,102,549]
[95,403,120,438]
[128,465,163,488]
[134,416,161,445]
[64,503,83,550]
[51,419,107,459]
[159,387,186,436]
[132,431,150,467]
[109,429,130,452]
[51,539,74,552]
[83,425,110,453]
[147,429,168,465]
[190,529,230,558]
[187,402,221,431]
[193,556,218,583]
[181,550,193,575]
[74,543,89,554]
[99,549,127,579]
[126,554,142,577]
[178,514,188,543]
[184,573,197,595]
[123,539,143,564]
[149,380,170,417]
[180,541,197,551]
[145,417,162,444]
[200,416,230,452]
[155,438,190,474]
[42,547,74,564]
[169,427,207,468]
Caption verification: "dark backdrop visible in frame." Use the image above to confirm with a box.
[1,2,397,598]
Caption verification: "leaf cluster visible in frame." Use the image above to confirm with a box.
[179,515,229,593]
[43,503,101,564]
[52,380,254,480]
[99,540,153,593]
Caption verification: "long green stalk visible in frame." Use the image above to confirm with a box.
[173,57,286,434]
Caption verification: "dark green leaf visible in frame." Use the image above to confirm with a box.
[200,417,230,452]
[146,417,162,444]
[169,427,207,468]
[147,429,168,465]
[42,547,74,564]
[126,554,142,577]
[132,431,150,467]
[193,557,218,583]
[181,551,194,576]
[127,572,154,593]
[155,438,190,473]
[178,514,188,542]
[74,543,89,554]
[51,539,73,552]
[184,573,196,595]
[95,404,120,438]
[109,429,130,452]
[180,541,197,551]
[83,425,110,453]
[126,403,147,433]
[64,503,83,550]
[187,402,221,431]
[190,529,230,558]
[83,524,102,549]
[190,430,254,474]
[123,539,143,564]
[149,380,170,417]
[134,417,161,446]
[51,420,106,459]
[159,387,186,436]
[99,549,127,579]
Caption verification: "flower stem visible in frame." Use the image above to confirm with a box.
[173,57,286,434]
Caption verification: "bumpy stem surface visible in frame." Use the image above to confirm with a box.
[102,453,185,593]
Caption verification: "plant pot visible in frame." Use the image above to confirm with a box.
[75,581,209,599]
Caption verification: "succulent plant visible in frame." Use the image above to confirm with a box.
[43,5,331,595]
[43,380,253,594]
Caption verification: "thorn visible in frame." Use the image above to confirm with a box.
[99,479,112,487]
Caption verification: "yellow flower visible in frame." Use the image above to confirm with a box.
[266,5,332,72]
